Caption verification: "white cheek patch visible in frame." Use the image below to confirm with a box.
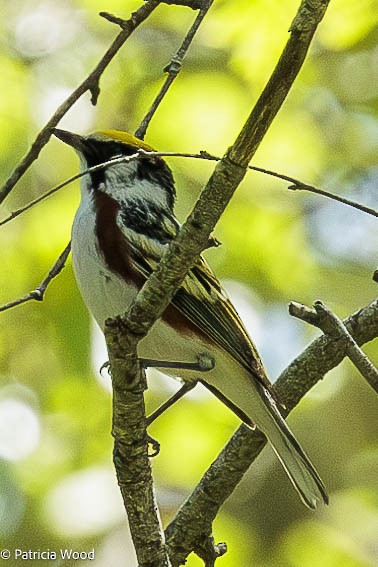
[103,164,170,210]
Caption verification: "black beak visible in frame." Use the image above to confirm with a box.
[53,129,86,152]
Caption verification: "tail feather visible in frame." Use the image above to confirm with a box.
[203,377,328,508]
[255,385,328,509]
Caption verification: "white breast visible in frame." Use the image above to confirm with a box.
[71,189,137,329]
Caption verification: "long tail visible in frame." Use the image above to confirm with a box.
[257,385,328,509]
[204,379,328,509]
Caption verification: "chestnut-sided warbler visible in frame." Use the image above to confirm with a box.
[54,128,328,509]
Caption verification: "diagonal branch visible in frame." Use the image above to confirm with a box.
[113,0,330,342]
[104,1,331,564]
[165,298,378,564]
[290,300,378,393]
[0,0,159,206]
[0,242,71,313]
[135,0,214,139]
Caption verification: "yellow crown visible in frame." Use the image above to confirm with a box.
[95,130,155,152]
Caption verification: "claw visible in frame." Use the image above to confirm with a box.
[100,361,110,375]
[147,434,160,457]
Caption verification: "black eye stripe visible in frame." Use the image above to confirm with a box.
[84,142,140,188]
[85,141,137,163]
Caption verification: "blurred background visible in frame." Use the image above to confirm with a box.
[0,0,377,565]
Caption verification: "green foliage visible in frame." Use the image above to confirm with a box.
[0,1,377,565]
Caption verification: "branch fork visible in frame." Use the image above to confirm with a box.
[290,299,378,393]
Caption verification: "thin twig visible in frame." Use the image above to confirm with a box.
[135,0,214,139]
[156,0,204,8]
[0,0,159,206]
[2,150,375,229]
[0,171,92,227]
[0,242,71,313]
[99,11,134,29]
[287,182,378,217]
[291,300,378,393]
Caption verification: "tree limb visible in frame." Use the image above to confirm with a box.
[105,317,171,567]
[0,0,159,206]
[165,298,378,565]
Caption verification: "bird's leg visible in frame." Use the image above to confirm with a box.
[141,353,215,426]
[101,354,214,433]
[146,382,197,426]
[200,380,254,428]
[101,352,214,376]
[146,382,196,457]
[139,352,215,373]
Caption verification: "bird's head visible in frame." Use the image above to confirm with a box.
[53,128,176,209]
[53,128,155,162]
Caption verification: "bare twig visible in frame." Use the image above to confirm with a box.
[165,298,378,564]
[3,149,375,230]
[154,0,204,8]
[291,299,378,393]
[0,0,159,206]
[135,0,214,139]
[99,11,134,29]
[211,155,378,218]
[0,171,92,228]
[287,182,378,217]
[0,242,71,313]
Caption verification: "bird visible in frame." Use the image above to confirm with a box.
[53,127,328,509]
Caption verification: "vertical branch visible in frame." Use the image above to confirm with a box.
[106,318,171,567]
[106,4,214,564]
